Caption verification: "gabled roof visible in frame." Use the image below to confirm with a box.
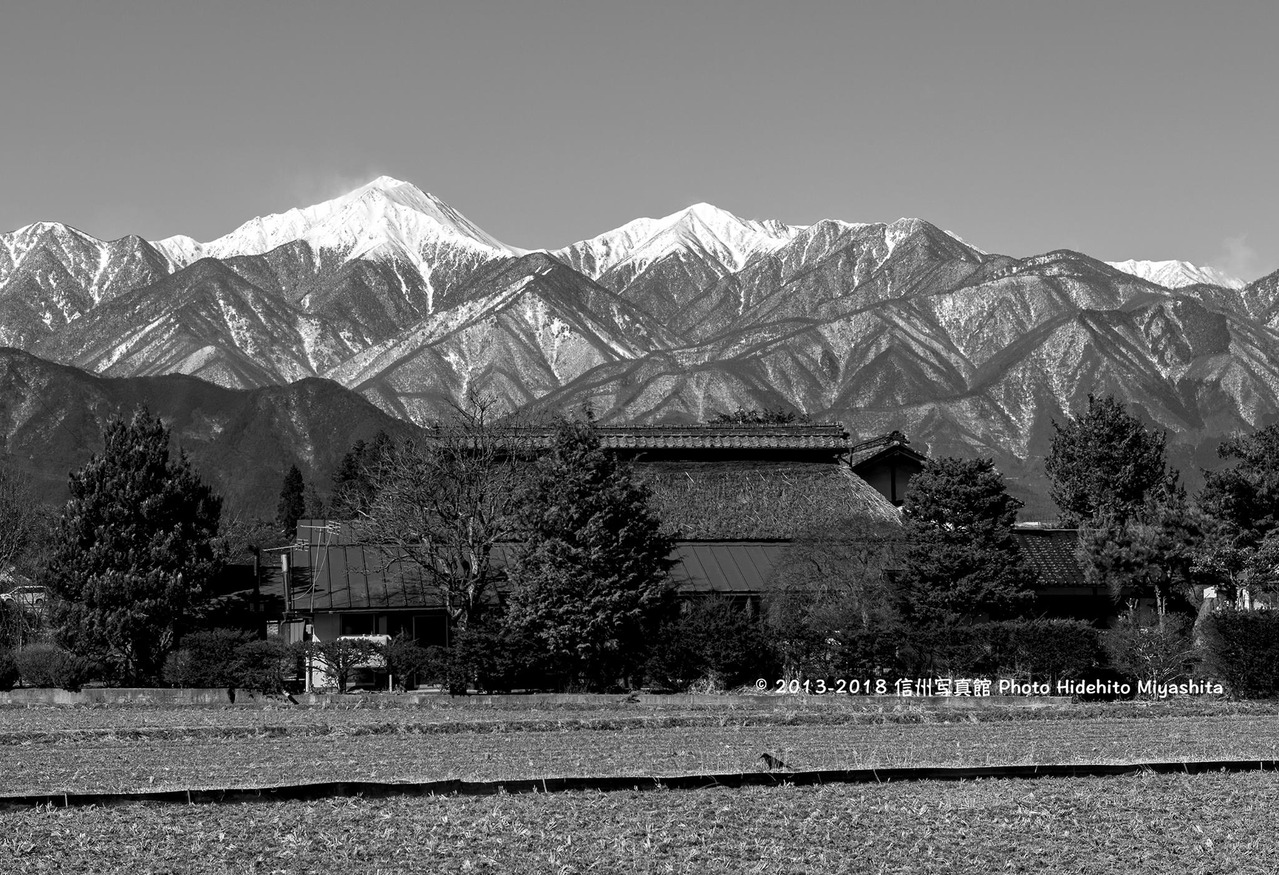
[849,430,928,470]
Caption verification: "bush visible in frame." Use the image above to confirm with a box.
[234,638,296,695]
[299,638,383,693]
[423,622,544,694]
[382,633,432,691]
[894,619,1105,685]
[0,649,17,691]
[1105,611,1196,697]
[989,619,1105,684]
[14,643,94,691]
[1203,609,1279,699]
[163,629,251,690]
[649,598,772,691]
[1,600,48,651]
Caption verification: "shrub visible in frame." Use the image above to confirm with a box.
[1105,611,1196,697]
[893,619,1105,686]
[649,598,772,691]
[382,633,432,691]
[0,649,17,691]
[427,622,544,694]
[1,600,45,650]
[234,638,297,695]
[299,638,383,693]
[14,643,94,691]
[163,629,251,690]
[991,619,1105,684]
[1203,609,1279,699]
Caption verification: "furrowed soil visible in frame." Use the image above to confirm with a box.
[2,772,1277,873]
[2,700,1279,795]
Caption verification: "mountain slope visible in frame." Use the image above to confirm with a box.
[0,347,415,517]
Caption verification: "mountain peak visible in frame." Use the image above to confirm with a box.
[364,175,413,190]
[1106,259,1245,290]
[159,176,518,263]
[555,202,805,279]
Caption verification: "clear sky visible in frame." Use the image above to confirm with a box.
[2,0,1275,279]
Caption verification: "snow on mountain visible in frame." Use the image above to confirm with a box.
[1106,259,1245,290]
[161,176,521,265]
[554,202,804,280]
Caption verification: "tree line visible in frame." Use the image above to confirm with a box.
[3,394,1279,697]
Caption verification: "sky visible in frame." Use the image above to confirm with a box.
[1,0,1276,280]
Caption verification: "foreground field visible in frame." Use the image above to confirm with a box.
[2,709,1279,795]
[2,772,1276,873]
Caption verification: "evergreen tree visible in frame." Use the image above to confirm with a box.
[43,408,223,683]
[330,431,391,519]
[277,464,305,536]
[1047,396,1199,624]
[506,413,676,690]
[1193,424,1279,604]
[303,482,327,521]
[1046,394,1173,526]
[898,457,1035,626]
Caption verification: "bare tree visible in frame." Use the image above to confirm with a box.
[358,393,533,633]
[0,457,54,579]
[762,518,904,680]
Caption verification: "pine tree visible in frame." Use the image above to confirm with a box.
[898,457,1035,624]
[277,464,305,537]
[1047,396,1197,624]
[506,413,676,690]
[1046,394,1173,526]
[1193,424,1279,604]
[43,407,223,683]
[330,431,391,519]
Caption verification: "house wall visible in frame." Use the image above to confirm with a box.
[311,612,341,643]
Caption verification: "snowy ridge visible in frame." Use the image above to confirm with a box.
[553,202,804,279]
[1107,259,1245,290]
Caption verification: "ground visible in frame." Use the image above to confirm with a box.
[2,697,1278,872]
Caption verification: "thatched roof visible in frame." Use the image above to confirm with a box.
[638,461,901,539]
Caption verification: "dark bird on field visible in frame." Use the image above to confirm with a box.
[621,692,640,703]
[759,752,789,771]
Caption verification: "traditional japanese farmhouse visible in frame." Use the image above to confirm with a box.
[247,423,1125,689]
[265,423,904,657]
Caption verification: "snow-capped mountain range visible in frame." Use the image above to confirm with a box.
[0,175,1275,515]
[1105,259,1245,290]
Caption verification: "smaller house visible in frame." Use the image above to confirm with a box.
[850,431,928,506]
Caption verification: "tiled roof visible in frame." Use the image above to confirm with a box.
[594,424,850,451]
[1013,528,1085,588]
[286,541,791,612]
[421,423,852,452]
